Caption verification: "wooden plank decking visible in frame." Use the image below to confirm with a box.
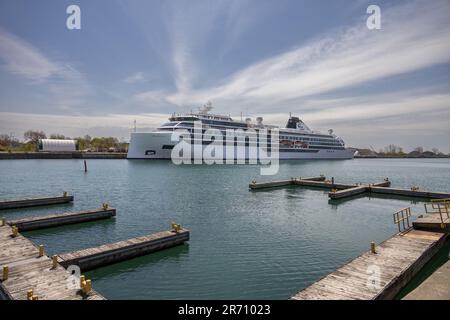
[7,208,116,232]
[413,214,450,232]
[248,176,326,189]
[0,224,104,300]
[290,229,447,300]
[369,186,450,199]
[58,229,190,272]
[0,194,73,210]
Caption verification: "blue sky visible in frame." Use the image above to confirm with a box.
[0,0,449,151]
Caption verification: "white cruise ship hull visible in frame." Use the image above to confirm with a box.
[127,132,354,160]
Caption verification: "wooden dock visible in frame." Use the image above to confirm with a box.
[249,176,327,190]
[413,214,450,232]
[0,194,73,210]
[290,229,448,300]
[250,175,450,202]
[329,186,367,199]
[369,186,450,199]
[6,208,116,232]
[0,224,104,300]
[58,228,190,272]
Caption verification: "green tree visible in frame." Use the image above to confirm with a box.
[24,130,46,144]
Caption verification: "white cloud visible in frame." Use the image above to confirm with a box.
[166,0,450,113]
[0,28,90,110]
[0,28,85,83]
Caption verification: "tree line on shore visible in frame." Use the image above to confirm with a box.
[354,144,449,158]
[0,130,128,152]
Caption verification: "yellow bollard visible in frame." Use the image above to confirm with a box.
[0,218,4,227]
[27,289,33,300]
[102,202,109,210]
[11,226,18,238]
[80,275,85,288]
[83,279,92,294]
[171,222,181,233]
[32,295,39,300]
[370,242,377,254]
[52,255,58,269]
[63,191,68,197]
[2,266,8,281]
[38,245,44,257]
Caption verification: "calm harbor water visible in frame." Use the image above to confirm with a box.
[0,158,449,299]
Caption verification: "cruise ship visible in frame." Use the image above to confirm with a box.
[127,105,354,160]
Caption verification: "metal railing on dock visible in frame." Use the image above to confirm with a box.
[291,205,449,300]
[393,207,412,232]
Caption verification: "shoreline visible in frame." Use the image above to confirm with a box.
[0,151,127,160]
[0,152,448,160]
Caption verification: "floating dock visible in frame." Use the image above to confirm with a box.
[290,229,447,300]
[6,207,116,232]
[328,186,367,199]
[413,214,450,232]
[58,228,190,272]
[249,176,327,189]
[0,194,73,210]
[369,186,450,199]
[250,175,450,201]
[403,260,450,300]
[0,224,104,300]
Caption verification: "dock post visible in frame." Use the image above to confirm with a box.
[0,217,4,227]
[370,242,377,254]
[11,226,18,238]
[84,160,87,172]
[38,245,45,257]
[52,255,58,269]
[2,266,8,281]
[27,289,33,300]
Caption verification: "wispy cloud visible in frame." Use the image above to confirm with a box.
[0,27,90,111]
[166,0,450,113]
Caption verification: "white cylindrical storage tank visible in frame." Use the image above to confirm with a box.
[39,139,78,152]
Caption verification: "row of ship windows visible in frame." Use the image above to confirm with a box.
[160,127,339,143]
[161,123,335,139]
[201,135,341,146]
[161,143,344,150]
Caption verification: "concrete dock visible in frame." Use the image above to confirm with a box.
[0,194,73,210]
[58,228,190,272]
[290,229,447,300]
[403,260,450,300]
[0,224,104,300]
[6,208,116,232]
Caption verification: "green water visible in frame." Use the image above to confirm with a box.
[0,158,449,299]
